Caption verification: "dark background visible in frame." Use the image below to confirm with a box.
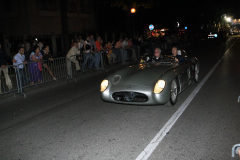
[95,0,240,33]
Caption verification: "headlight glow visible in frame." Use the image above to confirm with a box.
[154,80,166,94]
[100,79,109,92]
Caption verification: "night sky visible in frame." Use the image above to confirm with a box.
[96,0,240,33]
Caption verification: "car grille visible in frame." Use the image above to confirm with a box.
[112,92,148,102]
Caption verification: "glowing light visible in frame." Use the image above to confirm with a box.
[225,17,232,22]
[100,80,109,92]
[131,8,136,14]
[149,24,154,30]
[154,80,166,94]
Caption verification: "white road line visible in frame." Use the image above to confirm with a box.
[135,41,236,160]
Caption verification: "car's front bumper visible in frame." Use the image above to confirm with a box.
[101,84,171,105]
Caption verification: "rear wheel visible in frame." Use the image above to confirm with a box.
[166,79,178,107]
[194,63,200,83]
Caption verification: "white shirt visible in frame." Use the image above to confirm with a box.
[13,53,25,68]
[38,42,43,50]
[78,42,83,50]
[122,40,128,48]
[66,46,80,59]
[84,41,91,53]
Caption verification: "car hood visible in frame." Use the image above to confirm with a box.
[110,63,175,87]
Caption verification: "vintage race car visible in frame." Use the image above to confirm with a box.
[100,53,199,106]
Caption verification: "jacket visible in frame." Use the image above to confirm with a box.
[0,50,12,66]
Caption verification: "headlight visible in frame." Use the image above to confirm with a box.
[100,79,109,92]
[154,80,166,94]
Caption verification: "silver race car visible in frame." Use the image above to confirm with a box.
[100,52,199,106]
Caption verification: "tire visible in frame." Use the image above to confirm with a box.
[194,63,200,83]
[166,79,178,107]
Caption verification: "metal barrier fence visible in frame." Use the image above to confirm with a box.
[67,51,105,81]
[0,52,107,98]
[12,57,68,98]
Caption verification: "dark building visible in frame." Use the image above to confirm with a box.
[0,0,95,56]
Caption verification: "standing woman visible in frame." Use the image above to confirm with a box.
[28,46,43,85]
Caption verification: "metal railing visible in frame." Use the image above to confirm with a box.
[13,57,68,97]
[0,52,108,98]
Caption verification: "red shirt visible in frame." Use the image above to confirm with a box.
[95,41,102,51]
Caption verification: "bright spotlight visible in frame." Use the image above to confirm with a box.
[226,17,231,22]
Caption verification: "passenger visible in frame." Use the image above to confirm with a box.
[152,48,162,63]
[172,46,185,63]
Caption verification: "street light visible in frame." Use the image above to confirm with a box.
[131,8,136,14]
[131,8,136,37]
[226,17,232,22]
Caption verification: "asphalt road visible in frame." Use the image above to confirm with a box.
[0,36,240,160]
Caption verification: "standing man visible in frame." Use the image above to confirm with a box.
[121,38,128,65]
[77,38,84,51]
[122,37,129,48]
[13,47,28,89]
[0,43,13,93]
[81,36,95,72]
[66,42,81,76]
[89,34,96,50]
[122,37,129,62]
[114,38,123,63]
[24,40,31,59]
[95,37,103,69]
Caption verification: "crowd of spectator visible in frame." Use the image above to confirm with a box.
[66,32,195,73]
[67,34,148,72]
[0,40,59,93]
[0,31,193,94]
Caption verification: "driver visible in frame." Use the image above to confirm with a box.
[152,48,162,63]
[172,46,185,63]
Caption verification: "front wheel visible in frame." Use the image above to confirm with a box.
[166,79,178,107]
